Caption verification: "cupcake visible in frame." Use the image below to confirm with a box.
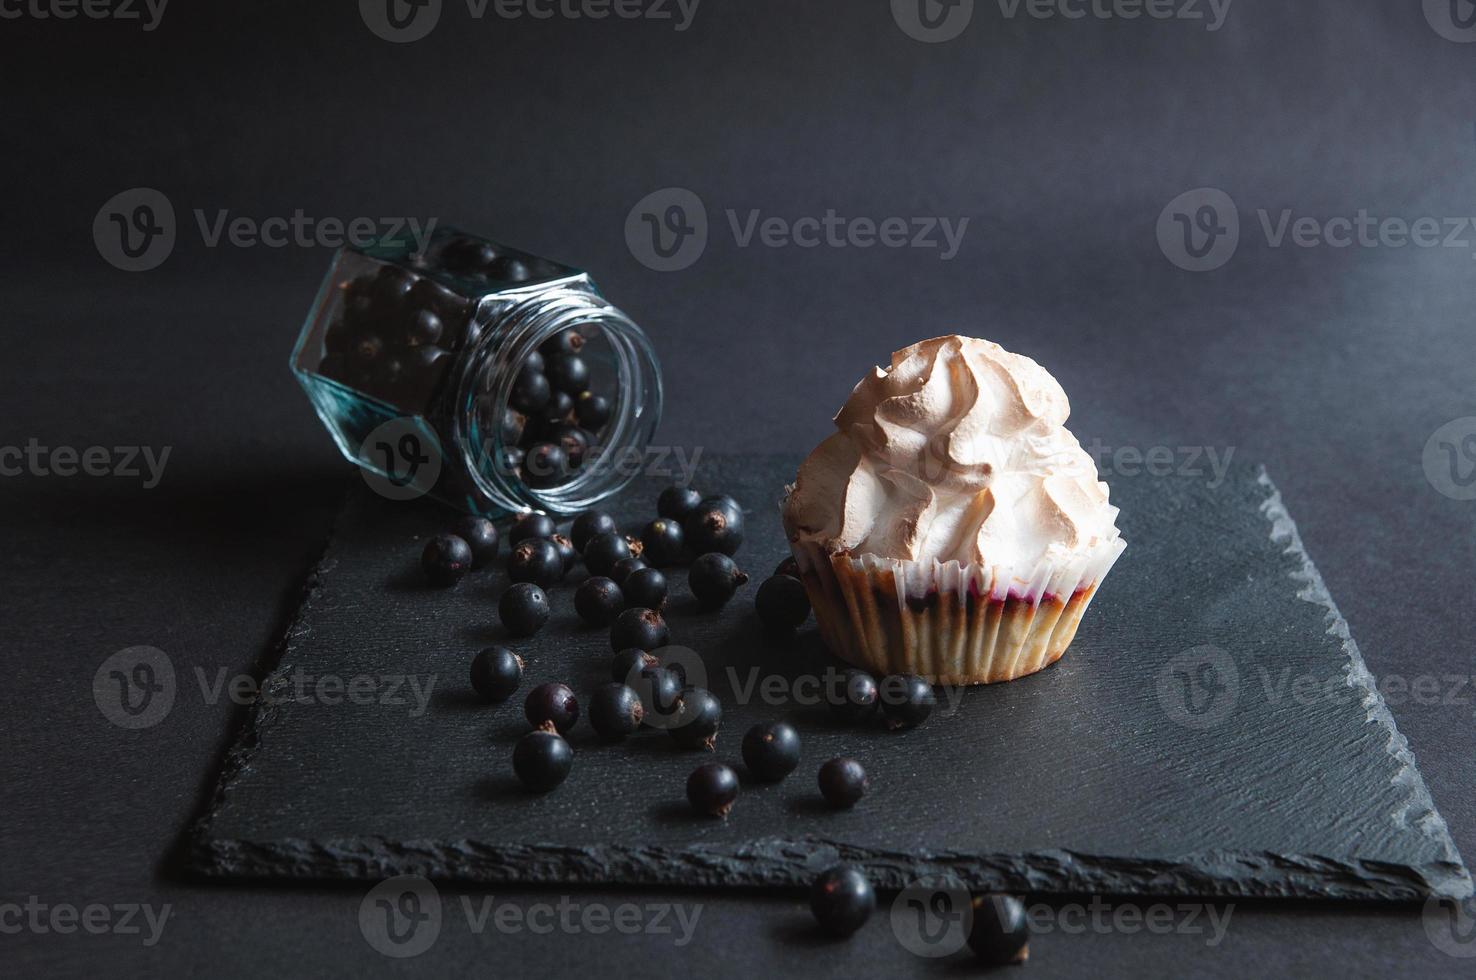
[781,336,1125,685]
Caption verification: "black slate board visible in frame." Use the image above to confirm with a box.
[188,455,1471,901]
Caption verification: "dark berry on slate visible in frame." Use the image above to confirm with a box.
[879,674,936,730]
[512,730,572,792]
[588,682,645,741]
[509,365,551,414]
[741,721,801,782]
[609,607,670,652]
[774,556,800,579]
[583,531,632,578]
[575,391,611,430]
[499,582,550,637]
[470,646,523,703]
[441,236,497,272]
[539,328,585,358]
[755,574,811,630]
[451,516,499,567]
[422,534,473,587]
[546,354,589,395]
[689,553,750,609]
[809,867,874,937]
[623,567,668,611]
[547,424,590,468]
[550,533,578,574]
[668,687,722,750]
[633,666,684,724]
[490,255,531,282]
[610,647,659,683]
[610,556,648,586]
[968,895,1031,965]
[684,500,744,556]
[575,576,625,628]
[818,757,869,808]
[524,443,570,489]
[640,519,685,567]
[508,537,564,589]
[405,309,443,347]
[524,681,579,734]
[828,669,880,722]
[509,512,557,546]
[686,762,739,818]
[570,510,618,553]
[657,485,703,521]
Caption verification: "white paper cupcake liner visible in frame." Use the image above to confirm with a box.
[786,528,1125,686]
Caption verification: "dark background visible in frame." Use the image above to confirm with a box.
[4,0,1475,976]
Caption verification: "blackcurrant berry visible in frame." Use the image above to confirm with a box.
[809,867,874,937]
[441,236,497,273]
[570,510,618,553]
[879,674,936,730]
[547,424,590,469]
[450,516,499,568]
[609,607,670,653]
[550,533,578,574]
[741,721,801,782]
[512,729,572,792]
[489,255,531,282]
[668,687,722,751]
[967,894,1031,965]
[828,669,880,723]
[633,665,683,724]
[583,530,632,578]
[422,534,473,587]
[610,647,659,683]
[575,576,625,628]
[755,574,810,630]
[525,681,579,734]
[686,762,739,818]
[610,556,648,587]
[509,512,556,546]
[539,328,585,358]
[509,365,551,414]
[524,442,570,489]
[508,537,564,589]
[405,308,443,348]
[657,485,703,522]
[499,582,550,637]
[623,567,668,611]
[818,757,869,808]
[469,646,522,703]
[575,391,611,430]
[546,354,589,395]
[640,518,685,567]
[588,682,644,741]
[688,553,750,609]
[684,499,744,556]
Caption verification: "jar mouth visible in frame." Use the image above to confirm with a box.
[452,287,662,516]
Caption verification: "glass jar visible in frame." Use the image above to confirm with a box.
[289,228,663,516]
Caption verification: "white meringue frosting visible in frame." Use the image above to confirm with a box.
[783,336,1121,570]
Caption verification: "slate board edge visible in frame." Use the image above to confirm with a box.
[1255,468,1471,900]
[183,466,1473,901]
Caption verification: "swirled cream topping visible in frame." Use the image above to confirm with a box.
[783,336,1121,569]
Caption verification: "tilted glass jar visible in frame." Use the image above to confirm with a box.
[289,228,662,516]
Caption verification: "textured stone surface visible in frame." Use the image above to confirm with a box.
[189,455,1470,900]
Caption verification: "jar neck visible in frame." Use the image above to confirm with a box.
[453,285,663,516]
